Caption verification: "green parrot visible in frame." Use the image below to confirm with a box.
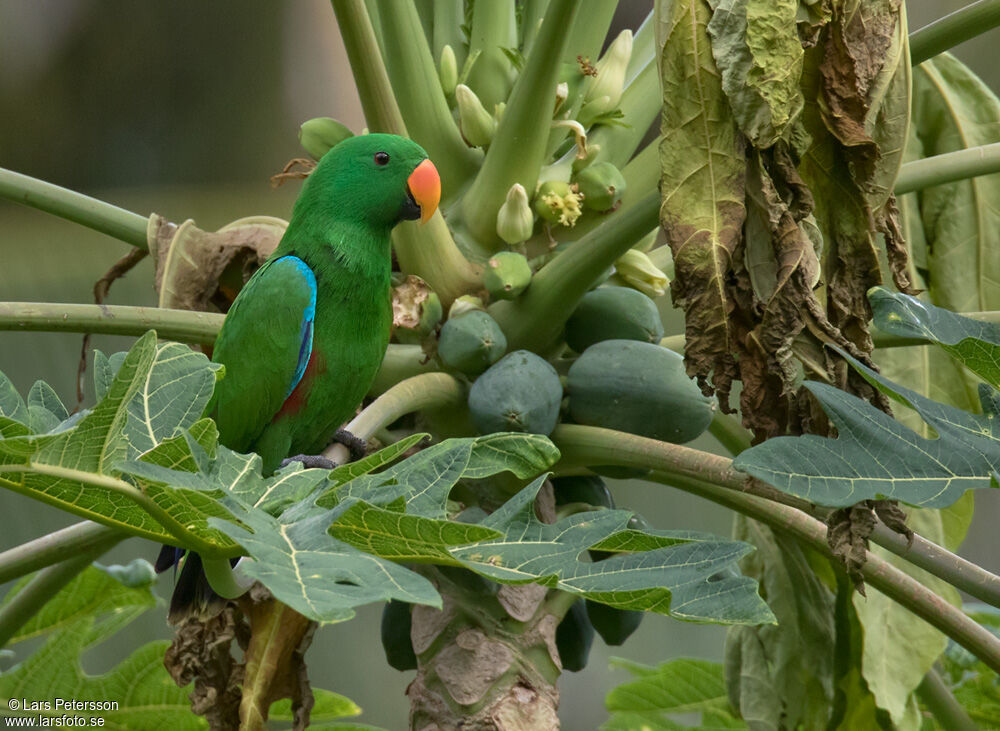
[156,133,441,620]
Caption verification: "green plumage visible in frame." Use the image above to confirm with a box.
[210,134,430,474]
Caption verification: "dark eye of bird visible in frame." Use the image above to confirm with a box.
[374,152,390,166]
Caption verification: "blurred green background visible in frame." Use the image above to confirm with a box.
[1,2,997,728]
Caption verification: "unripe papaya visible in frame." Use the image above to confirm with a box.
[468,350,562,436]
[483,251,532,300]
[555,600,594,672]
[381,600,417,671]
[564,287,664,353]
[585,600,643,646]
[438,311,507,375]
[551,475,614,509]
[575,161,626,212]
[567,340,714,443]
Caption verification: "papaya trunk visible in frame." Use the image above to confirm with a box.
[407,569,566,730]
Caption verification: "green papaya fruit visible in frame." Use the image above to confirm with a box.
[585,599,643,646]
[468,350,563,435]
[574,161,626,212]
[564,287,664,353]
[438,311,507,375]
[555,599,594,672]
[567,340,715,443]
[551,475,614,509]
[381,600,417,671]
[483,251,532,300]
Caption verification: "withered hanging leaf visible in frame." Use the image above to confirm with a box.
[149,215,287,314]
[658,0,747,407]
[707,0,804,148]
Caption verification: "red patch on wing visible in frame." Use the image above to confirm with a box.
[274,350,326,420]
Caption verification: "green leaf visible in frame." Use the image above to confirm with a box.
[658,0,747,403]
[0,371,28,425]
[706,0,803,148]
[327,433,429,486]
[269,688,360,722]
[871,287,1000,387]
[449,476,775,624]
[602,657,746,730]
[0,562,158,646]
[734,352,1000,508]
[0,618,205,731]
[27,380,67,434]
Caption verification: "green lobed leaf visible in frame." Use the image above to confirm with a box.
[602,657,745,730]
[871,286,1000,388]
[0,371,28,425]
[734,351,1000,508]
[1,562,158,646]
[706,0,803,148]
[269,688,360,723]
[327,433,429,486]
[449,476,775,624]
[26,380,68,434]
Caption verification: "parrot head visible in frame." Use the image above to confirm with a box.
[299,133,441,231]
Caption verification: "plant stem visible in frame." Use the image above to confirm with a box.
[0,521,123,585]
[0,539,121,647]
[202,557,256,599]
[561,0,618,64]
[917,667,979,731]
[431,0,464,65]
[331,0,407,134]
[368,344,440,396]
[459,0,581,249]
[550,424,1000,670]
[895,142,1000,195]
[909,0,1000,65]
[0,302,223,344]
[0,168,148,250]
[491,190,659,352]
[706,411,753,456]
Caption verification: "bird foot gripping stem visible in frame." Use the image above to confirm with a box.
[280,429,368,470]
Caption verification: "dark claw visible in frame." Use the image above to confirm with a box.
[280,454,338,470]
[333,429,368,462]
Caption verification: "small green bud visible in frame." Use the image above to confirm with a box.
[584,29,632,110]
[572,143,601,174]
[496,183,534,244]
[614,249,669,298]
[439,45,458,96]
[493,102,506,124]
[575,161,627,212]
[456,84,496,148]
[298,117,354,160]
[448,294,486,320]
[483,251,532,300]
[392,275,443,343]
[534,180,584,227]
[554,82,569,113]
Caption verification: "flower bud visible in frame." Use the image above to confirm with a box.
[575,161,627,212]
[534,180,584,227]
[584,29,632,109]
[298,117,354,160]
[456,84,496,148]
[496,183,535,244]
[448,294,486,320]
[614,249,669,298]
[439,45,458,96]
[572,143,601,175]
[483,252,532,300]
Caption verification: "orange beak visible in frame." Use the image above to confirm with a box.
[407,159,441,224]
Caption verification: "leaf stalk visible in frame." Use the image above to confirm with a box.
[909,0,1000,66]
[0,521,123,585]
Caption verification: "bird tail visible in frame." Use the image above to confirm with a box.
[155,545,230,624]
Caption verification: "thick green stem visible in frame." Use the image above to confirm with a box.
[550,424,1000,669]
[917,667,979,731]
[331,0,407,134]
[367,344,440,396]
[202,557,256,599]
[707,411,753,456]
[459,0,581,249]
[0,302,223,344]
[909,0,1000,65]
[432,0,464,66]
[895,142,1000,195]
[0,168,148,250]
[466,0,517,110]
[0,539,121,648]
[378,0,481,199]
[561,0,618,64]
[0,521,123,585]
[491,190,659,352]
[626,10,655,83]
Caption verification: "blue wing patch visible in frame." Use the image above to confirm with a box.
[275,256,317,397]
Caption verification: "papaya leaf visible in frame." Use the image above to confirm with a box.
[734,352,1000,508]
[871,286,1000,387]
[327,433,429,486]
[706,0,803,148]
[602,657,745,730]
[26,380,67,434]
[658,0,747,405]
[0,561,158,647]
[269,688,359,722]
[449,476,775,624]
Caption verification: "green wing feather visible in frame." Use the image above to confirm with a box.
[210,255,316,452]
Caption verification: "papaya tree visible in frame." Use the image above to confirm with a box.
[1,1,1000,729]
